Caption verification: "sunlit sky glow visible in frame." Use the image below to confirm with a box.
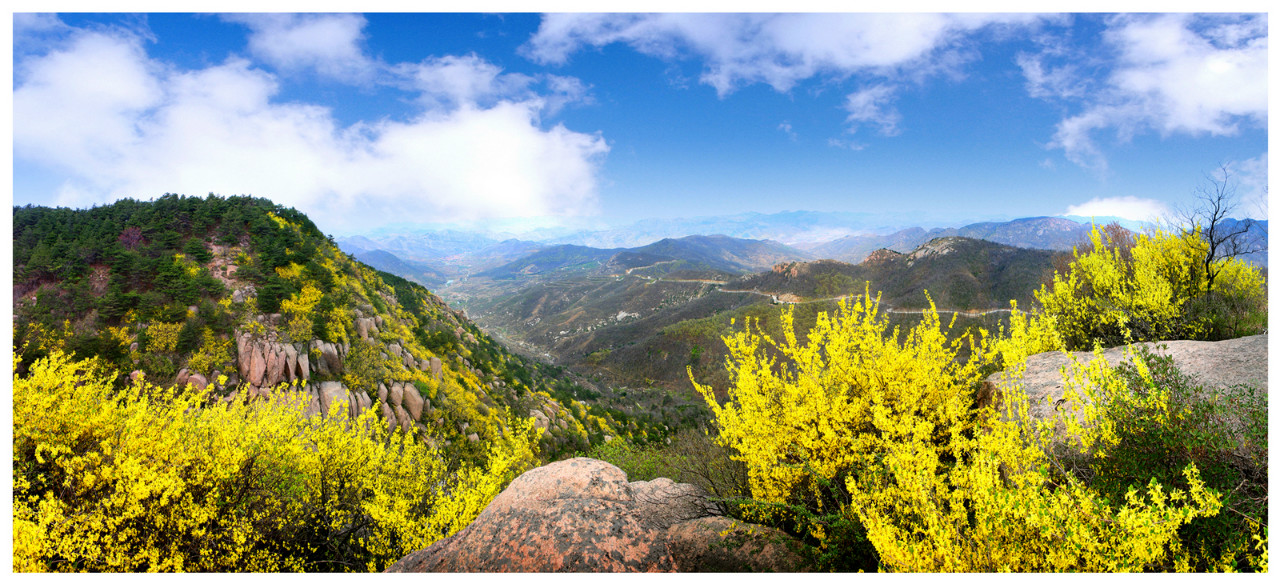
[9,6,1270,236]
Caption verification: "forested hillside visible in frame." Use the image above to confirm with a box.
[13,195,672,460]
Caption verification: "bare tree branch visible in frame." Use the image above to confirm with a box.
[1171,164,1267,295]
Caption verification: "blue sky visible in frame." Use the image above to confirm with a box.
[10,10,1269,237]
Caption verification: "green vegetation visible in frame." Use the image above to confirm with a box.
[1092,345,1268,571]
[11,192,1269,572]
[585,223,1268,572]
[14,351,540,572]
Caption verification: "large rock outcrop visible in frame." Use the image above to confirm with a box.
[988,334,1268,424]
[387,458,804,572]
[236,332,310,391]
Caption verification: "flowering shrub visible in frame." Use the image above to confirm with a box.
[693,293,1227,571]
[1037,225,1265,349]
[13,351,540,572]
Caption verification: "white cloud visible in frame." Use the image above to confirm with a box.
[778,121,797,141]
[393,55,592,116]
[396,54,534,109]
[13,13,68,39]
[222,13,376,83]
[1228,153,1268,219]
[1063,196,1170,222]
[523,13,1044,96]
[1040,14,1267,171]
[843,84,901,136]
[13,31,164,174]
[826,138,867,151]
[1016,52,1087,100]
[14,26,610,232]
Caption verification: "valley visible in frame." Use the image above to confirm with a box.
[420,231,1061,394]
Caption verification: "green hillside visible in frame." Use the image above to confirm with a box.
[12,195,671,462]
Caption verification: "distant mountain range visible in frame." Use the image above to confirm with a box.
[804,216,1093,263]
[337,213,1267,286]
[348,249,450,289]
[478,235,812,280]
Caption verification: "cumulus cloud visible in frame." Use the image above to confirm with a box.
[396,54,534,109]
[1038,14,1267,171]
[222,13,376,83]
[843,84,901,136]
[1063,196,1170,222]
[523,13,1043,97]
[13,25,609,232]
[393,55,592,116]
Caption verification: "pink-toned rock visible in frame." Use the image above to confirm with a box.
[394,405,412,434]
[265,346,284,387]
[381,402,396,434]
[175,368,191,388]
[317,381,348,418]
[296,345,309,380]
[402,383,424,421]
[386,458,804,573]
[236,334,251,379]
[188,373,209,392]
[389,382,404,408]
[248,343,267,387]
[321,342,342,374]
[378,382,388,403]
[665,516,803,572]
[282,344,298,382]
[429,356,442,380]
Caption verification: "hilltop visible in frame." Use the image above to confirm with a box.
[12,195,675,461]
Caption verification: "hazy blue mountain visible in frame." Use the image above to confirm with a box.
[629,234,812,273]
[478,235,812,280]
[350,249,450,288]
[805,217,1095,263]
[478,245,623,279]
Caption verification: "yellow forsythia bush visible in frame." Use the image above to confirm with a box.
[13,351,540,572]
[1037,224,1265,349]
[694,294,1223,571]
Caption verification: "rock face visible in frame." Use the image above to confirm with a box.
[387,458,804,573]
[988,334,1268,423]
[237,332,310,388]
